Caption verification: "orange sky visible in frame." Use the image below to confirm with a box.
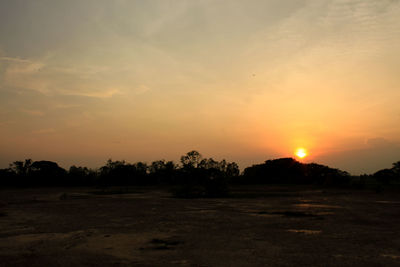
[1,0,400,174]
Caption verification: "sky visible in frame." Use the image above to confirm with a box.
[1,0,400,174]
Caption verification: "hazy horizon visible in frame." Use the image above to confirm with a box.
[1,0,400,175]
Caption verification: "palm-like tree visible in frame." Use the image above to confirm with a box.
[10,159,32,176]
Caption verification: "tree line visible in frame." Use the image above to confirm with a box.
[0,151,399,196]
[241,158,400,188]
[0,151,238,195]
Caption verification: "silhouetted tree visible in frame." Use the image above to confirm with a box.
[10,159,32,177]
[392,161,400,177]
[243,158,349,185]
[180,150,202,169]
[226,162,240,178]
[149,160,177,184]
[373,168,395,185]
[173,152,237,197]
[29,161,67,186]
[68,166,97,186]
[134,162,148,176]
[199,158,219,170]
[0,168,15,186]
[99,159,150,186]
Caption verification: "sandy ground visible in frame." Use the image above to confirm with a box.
[0,186,400,266]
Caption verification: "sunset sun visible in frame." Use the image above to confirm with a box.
[295,148,307,159]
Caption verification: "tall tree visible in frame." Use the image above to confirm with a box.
[180,151,202,168]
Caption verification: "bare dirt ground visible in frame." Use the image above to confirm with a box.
[1,186,400,266]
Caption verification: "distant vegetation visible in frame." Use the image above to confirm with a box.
[0,151,399,196]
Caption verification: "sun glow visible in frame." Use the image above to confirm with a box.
[295,148,307,159]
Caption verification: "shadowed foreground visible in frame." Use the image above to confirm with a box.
[1,186,400,266]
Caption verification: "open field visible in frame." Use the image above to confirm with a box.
[1,186,400,266]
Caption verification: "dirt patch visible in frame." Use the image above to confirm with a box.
[75,232,168,260]
[381,254,400,259]
[145,237,182,250]
[256,210,319,218]
[1,186,400,266]
[294,203,342,209]
[376,201,400,204]
[59,193,93,200]
[287,229,322,235]
[88,189,142,195]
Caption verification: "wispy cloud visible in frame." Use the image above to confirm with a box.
[61,88,121,99]
[1,56,124,98]
[20,109,45,116]
[134,85,150,95]
[1,57,44,75]
[0,57,32,63]
[52,103,81,109]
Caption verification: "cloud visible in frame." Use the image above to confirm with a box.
[61,88,121,99]
[0,55,124,98]
[0,57,32,63]
[52,103,81,109]
[134,85,150,95]
[1,56,49,94]
[1,57,44,74]
[20,109,45,116]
